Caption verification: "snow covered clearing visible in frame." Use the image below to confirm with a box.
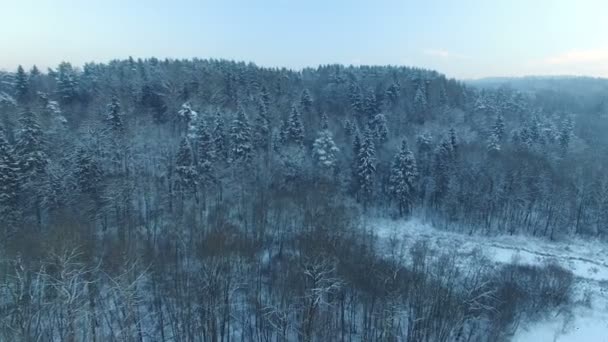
[369,217,608,341]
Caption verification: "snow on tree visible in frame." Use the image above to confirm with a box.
[356,128,376,207]
[320,112,329,130]
[559,116,574,155]
[56,62,78,104]
[106,95,124,132]
[283,105,305,146]
[175,137,198,194]
[389,139,418,216]
[385,81,401,106]
[344,118,355,138]
[363,90,380,119]
[15,110,48,180]
[487,132,501,155]
[493,113,505,141]
[254,97,271,151]
[300,89,313,113]
[194,116,215,185]
[213,110,228,162]
[0,128,20,221]
[372,113,389,144]
[414,84,428,114]
[313,126,340,174]
[178,102,198,138]
[229,106,253,164]
[75,147,103,197]
[14,65,29,102]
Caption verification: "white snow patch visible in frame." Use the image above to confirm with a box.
[368,217,608,341]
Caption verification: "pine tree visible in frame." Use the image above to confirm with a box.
[344,118,355,138]
[0,129,20,221]
[487,132,501,155]
[313,127,340,174]
[284,105,305,146]
[373,113,389,144]
[194,117,215,185]
[15,110,47,180]
[414,85,428,115]
[348,82,363,115]
[357,128,376,207]
[14,65,29,102]
[213,110,228,162]
[106,95,123,132]
[75,148,103,197]
[253,98,271,151]
[493,113,505,141]
[559,116,574,155]
[449,127,458,157]
[300,89,313,113]
[320,112,329,130]
[56,62,78,104]
[385,82,401,106]
[175,137,197,194]
[229,106,253,164]
[433,137,453,202]
[389,139,418,216]
[364,90,380,120]
[178,102,198,137]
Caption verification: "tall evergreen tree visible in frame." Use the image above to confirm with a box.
[0,129,20,223]
[15,110,47,180]
[14,65,29,102]
[389,139,418,216]
[253,97,271,151]
[194,117,215,185]
[56,62,78,104]
[175,137,197,195]
[106,95,124,132]
[357,128,376,207]
[213,110,228,162]
[283,105,305,146]
[300,89,313,113]
[229,106,253,164]
[313,126,340,175]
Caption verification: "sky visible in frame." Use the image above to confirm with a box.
[1,0,608,79]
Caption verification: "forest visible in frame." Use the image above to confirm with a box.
[0,58,605,341]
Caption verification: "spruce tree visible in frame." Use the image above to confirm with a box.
[284,105,305,146]
[106,95,123,132]
[213,110,228,162]
[229,106,253,164]
[357,128,376,207]
[0,129,20,221]
[194,117,215,185]
[313,126,340,174]
[175,137,198,194]
[389,139,418,216]
[254,97,271,151]
[14,65,29,103]
[300,89,313,113]
[15,110,47,180]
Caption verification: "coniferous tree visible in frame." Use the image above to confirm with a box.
[313,125,340,175]
[14,65,29,103]
[389,139,418,216]
[213,110,228,162]
[194,117,215,186]
[373,113,389,145]
[284,105,305,146]
[175,137,197,195]
[253,97,271,151]
[106,96,123,132]
[493,113,505,141]
[559,116,574,155]
[0,129,20,224]
[300,89,313,114]
[229,106,253,164]
[357,128,376,207]
[56,62,78,104]
[75,147,103,197]
[15,110,47,180]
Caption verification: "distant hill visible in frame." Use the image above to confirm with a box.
[467,75,608,98]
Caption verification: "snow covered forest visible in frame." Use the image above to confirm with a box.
[0,59,606,341]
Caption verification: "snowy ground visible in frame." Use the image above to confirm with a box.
[367,217,608,342]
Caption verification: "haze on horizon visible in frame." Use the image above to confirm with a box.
[2,0,608,79]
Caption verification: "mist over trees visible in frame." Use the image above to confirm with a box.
[0,58,603,340]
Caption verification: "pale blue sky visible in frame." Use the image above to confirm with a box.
[1,0,607,78]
